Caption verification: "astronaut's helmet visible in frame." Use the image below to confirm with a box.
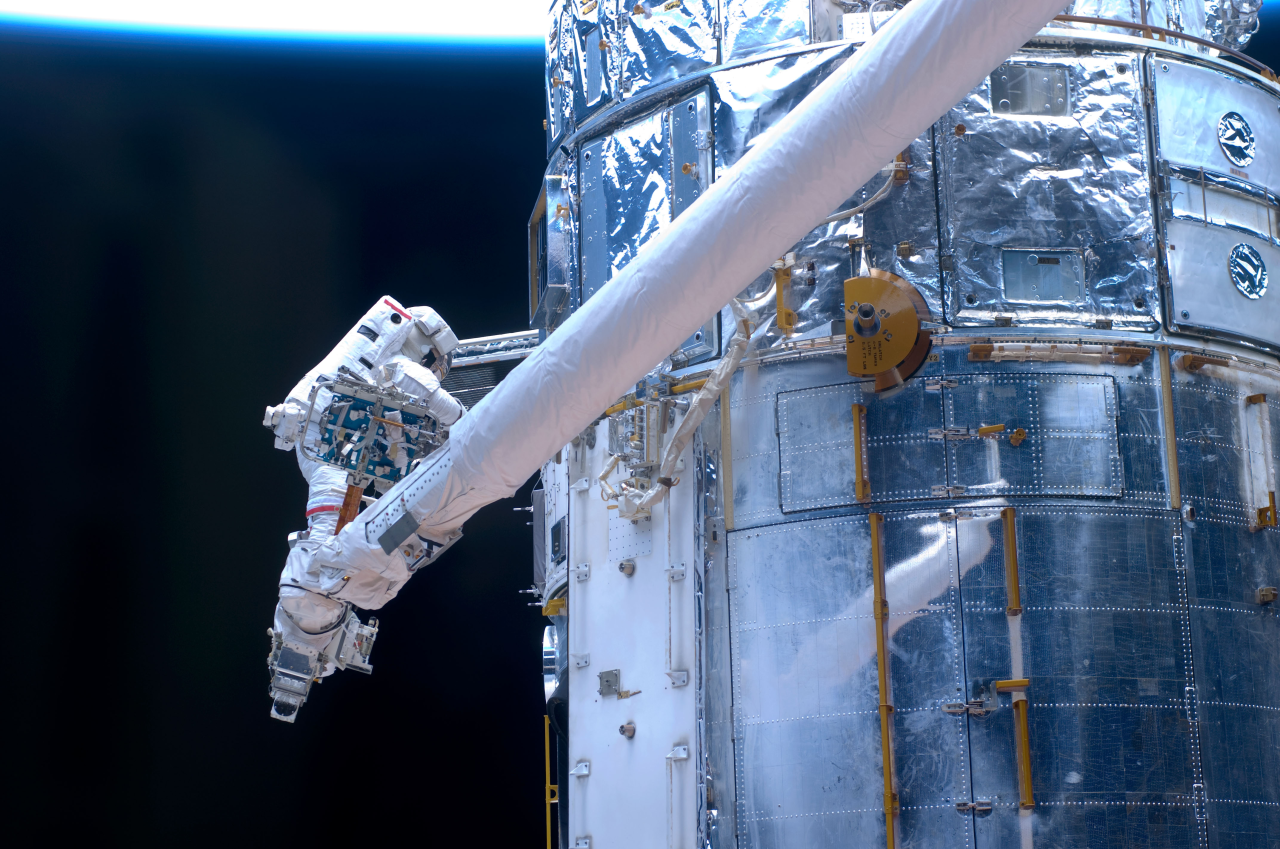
[405,306,459,380]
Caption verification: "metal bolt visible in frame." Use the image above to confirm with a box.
[619,722,636,738]
[618,559,636,577]
[1181,310,1190,319]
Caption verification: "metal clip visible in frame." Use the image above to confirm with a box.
[942,699,993,717]
[955,800,993,814]
[569,761,591,777]
[666,745,690,761]
[666,564,687,581]
[931,484,967,497]
[938,510,975,520]
[572,562,591,582]
[666,670,689,686]
[571,652,591,669]
[694,130,715,151]
[925,379,958,391]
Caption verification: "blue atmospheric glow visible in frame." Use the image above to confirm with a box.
[0,3,545,45]
[0,12,542,45]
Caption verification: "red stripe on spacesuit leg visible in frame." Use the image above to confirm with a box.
[305,505,341,517]
[383,298,412,319]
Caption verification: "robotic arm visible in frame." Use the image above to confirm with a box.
[262,296,464,722]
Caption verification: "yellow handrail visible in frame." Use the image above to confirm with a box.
[870,513,898,849]
[544,716,559,849]
[1001,508,1022,616]
[852,404,871,502]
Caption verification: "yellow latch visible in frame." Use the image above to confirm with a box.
[774,263,796,337]
[1259,492,1278,529]
[542,597,567,617]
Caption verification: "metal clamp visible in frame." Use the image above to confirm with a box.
[1002,507,1022,616]
[930,485,967,498]
[942,699,994,717]
[955,800,993,814]
[852,404,871,502]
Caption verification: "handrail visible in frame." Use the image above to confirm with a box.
[1001,508,1022,616]
[1052,14,1277,82]
[996,680,1036,809]
[993,676,1034,809]
[852,404,871,503]
[869,513,899,849]
[544,715,560,849]
[1157,347,1183,511]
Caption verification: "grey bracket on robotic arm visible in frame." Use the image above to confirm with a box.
[362,442,458,555]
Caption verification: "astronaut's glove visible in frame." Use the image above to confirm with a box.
[263,401,306,451]
[380,357,465,426]
[266,589,379,723]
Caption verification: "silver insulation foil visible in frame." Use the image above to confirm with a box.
[1204,0,1264,49]
[1062,1,1210,44]
[600,109,672,285]
[939,50,1159,329]
[620,0,719,99]
[721,0,813,61]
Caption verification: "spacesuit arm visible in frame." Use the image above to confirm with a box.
[382,356,465,426]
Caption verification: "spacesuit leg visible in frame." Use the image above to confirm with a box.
[267,460,376,722]
[273,457,353,648]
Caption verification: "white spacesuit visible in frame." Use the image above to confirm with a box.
[262,295,464,721]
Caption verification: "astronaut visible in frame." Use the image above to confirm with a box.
[261,295,465,721]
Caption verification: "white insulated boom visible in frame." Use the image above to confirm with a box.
[325,0,1073,593]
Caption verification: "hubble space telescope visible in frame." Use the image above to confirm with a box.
[265,1,1278,847]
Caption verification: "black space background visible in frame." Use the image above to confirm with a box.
[5,16,1278,846]
[6,24,548,845]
